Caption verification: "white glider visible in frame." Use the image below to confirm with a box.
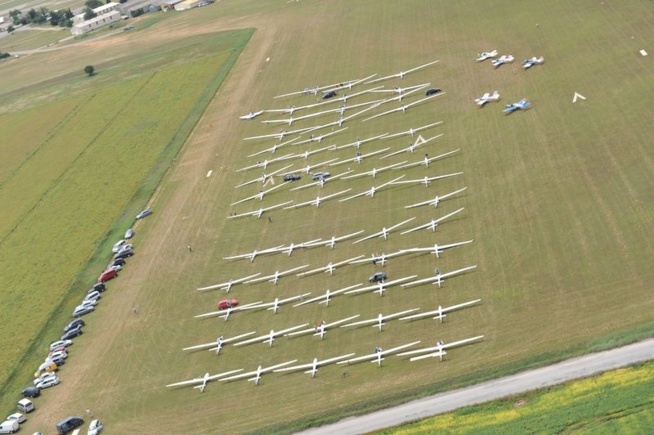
[397,335,484,362]
[234,165,293,188]
[230,183,286,206]
[197,273,262,292]
[330,148,391,167]
[279,238,322,256]
[183,332,257,354]
[404,187,467,209]
[365,60,439,84]
[240,110,264,120]
[390,172,463,188]
[284,189,352,209]
[247,137,301,157]
[296,158,339,174]
[335,133,389,150]
[384,122,443,140]
[294,128,348,145]
[400,299,481,323]
[194,301,264,321]
[227,201,293,219]
[219,360,298,385]
[400,240,473,258]
[244,126,314,141]
[348,250,409,266]
[340,309,419,331]
[233,324,310,348]
[380,134,443,159]
[341,162,406,180]
[290,170,354,191]
[223,246,285,263]
[401,265,478,289]
[336,341,421,367]
[400,207,465,234]
[339,175,405,202]
[370,82,431,95]
[293,284,362,308]
[352,217,416,243]
[303,231,365,249]
[287,145,335,161]
[344,275,417,297]
[245,265,310,285]
[363,93,445,122]
[240,293,312,314]
[297,255,365,277]
[166,369,244,392]
[395,149,460,170]
[236,154,295,172]
[274,353,356,378]
[285,315,361,339]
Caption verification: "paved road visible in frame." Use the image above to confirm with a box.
[298,338,654,434]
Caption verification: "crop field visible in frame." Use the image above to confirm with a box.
[1,0,653,434]
[382,360,654,434]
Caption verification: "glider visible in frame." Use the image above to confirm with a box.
[344,276,417,297]
[400,240,473,258]
[390,172,463,188]
[329,147,391,166]
[339,175,405,202]
[219,360,298,385]
[285,315,361,339]
[197,273,262,292]
[227,201,293,219]
[297,255,365,277]
[234,165,293,188]
[295,158,339,174]
[240,110,264,120]
[336,341,421,367]
[236,154,295,172]
[183,332,257,354]
[244,126,314,141]
[233,324,309,348]
[341,162,406,180]
[194,301,263,321]
[352,217,416,243]
[274,354,356,378]
[223,246,284,263]
[348,250,409,267]
[290,170,353,191]
[363,93,445,122]
[340,309,419,331]
[399,207,465,234]
[230,183,286,206]
[247,137,301,157]
[370,82,431,95]
[400,299,481,323]
[404,187,467,209]
[166,369,244,392]
[294,128,348,145]
[240,293,312,314]
[380,134,443,159]
[304,230,365,249]
[397,335,484,362]
[245,265,310,285]
[383,122,443,140]
[401,265,478,288]
[284,189,351,209]
[395,149,460,170]
[335,133,389,150]
[278,238,322,256]
[293,284,363,307]
[365,60,439,84]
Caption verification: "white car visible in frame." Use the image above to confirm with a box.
[47,350,68,361]
[34,372,58,386]
[49,340,72,352]
[124,228,134,239]
[6,412,26,424]
[115,244,133,256]
[79,299,98,308]
[84,291,102,303]
[88,419,104,435]
[107,264,122,272]
[35,375,60,389]
[112,240,127,253]
[72,305,95,317]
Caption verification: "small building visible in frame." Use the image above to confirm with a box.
[174,0,200,10]
[71,10,122,36]
[161,0,183,11]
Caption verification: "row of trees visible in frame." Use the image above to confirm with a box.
[7,0,122,30]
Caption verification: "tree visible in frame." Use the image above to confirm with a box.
[7,25,15,33]
[83,7,97,20]
[84,65,95,76]
[85,0,103,8]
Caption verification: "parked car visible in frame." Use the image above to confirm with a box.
[217,299,239,310]
[107,264,122,272]
[115,244,133,255]
[283,174,301,182]
[112,240,127,253]
[97,269,117,283]
[88,419,104,435]
[61,326,83,341]
[20,387,40,399]
[84,291,101,303]
[63,319,85,333]
[16,398,35,413]
[110,258,126,268]
[425,87,442,96]
[135,207,152,220]
[34,371,58,386]
[34,361,57,378]
[369,272,387,283]
[47,350,68,361]
[55,416,83,435]
[49,340,72,352]
[113,251,134,261]
[46,354,65,367]
[6,412,26,424]
[312,171,331,181]
[124,228,134,239]
[79,299,98,308]
[72,305,95,318]
[0,420,19,433]
[35,375,60,389]
[90,283,106,293]
[322,90,337,100]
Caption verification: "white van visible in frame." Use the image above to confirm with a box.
[16,399,34,413]
[0,420,19,434]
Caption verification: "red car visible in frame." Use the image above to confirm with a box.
[218,299,239,310]
[98,268,118,283]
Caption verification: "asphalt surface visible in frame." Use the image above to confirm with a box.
[298,338,654,434]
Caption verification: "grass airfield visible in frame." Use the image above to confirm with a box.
[0,0,653,433]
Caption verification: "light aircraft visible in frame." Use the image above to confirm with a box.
[336,341,421,367]
[396,149,460,170]
[285,315,360,339]
[341,162,406,180]
[399,207,465,234]
[285,189,352,209]
[233,324,309,348]
[223,246,284,263]
[290,170,354,191]
[503,98,532,114]
[294,128,348,145]
[234,165,293,188]
[523,56,545,69]
[244,126,315,141]
[303,230,365,249]
[279,238,322,256]
[348,250,408,267]
[245,265,310,285]
[384,122,443,140]
[370,82,431,95]
[227,201,294,219]
[344,275,417,297]
[363,93,445,122]
[183,332,256,354]
[401,265,478,289]
[352,217,415,243]
[365,60,439,84]
[194,301,263,321]
[390,172,463,188]
[340,309,419,331]
[339,175,405,202]
[247,137,301,157]
[397,335,484,362]
[400,240,473,258]
[475,91,501,107]
[273,353,356,378]
[295,158,339,174]
[320,74,378,93]
[230,183,286,206]
[297,255,365,277]
[166,369,244,392]
[404,187,467,209]
[335,133,389,150]
[329,148,391,166]
[241,293,312,314]
[491,54,515,68]
[293,284,362,307]
[475,50,498,62]
[380,134,443,159]
[236,154,295,172]
[239,110,264,120]
[219,360,298,386]
[197,273,262,293]
[287,145,335,161]
[400,299,481,323]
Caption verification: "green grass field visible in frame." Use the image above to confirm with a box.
[0,0,653,433]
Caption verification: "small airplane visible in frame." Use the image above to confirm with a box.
[166,369,244,392]
[230,183,286,206]
[183,332,257,354]
[234,165,293,188]
[329,148,391,167]
[475,50,498,62]
[219,360,298,386]
[239,110,264,120]
[236,154,295,172]
[335,133,389,150]
[273,353,356,378]
[474,91,501,107]
[383,122,443,140]
[404,187,468,209]
[244,126,315,141]
[297,255,365,277]
[491,54,515,68]
[284,189,352,209]
[303,230,365,249]
[363,93,445,122]
[287,145,335,161]
[370,82,431,95]
[399,207,465,234]
[336,341,421,367]
[352,217,416,244]
[339,175,405,202]
[348,250,409,267]
[395,149,460,170]
[400,240,473,258]
[523,56,545,69]
[233,324,309,348]
[196,273,262,292]
[285,315,361,339]
[295,158,340,174]
[293,284,362,307]
[340,309,419,331]
[380,134,443,159]
[194,301,263,321]
[401,265,478,289]
[245,265,310,285]
[290,170,354,191]
[397,335,484,362]
[344,275,417,297]
[294,128,348,145]
[390,172,463,188]
[227,201,293,219]
[279,238,322,256]
[240,293,312,314]
[365,60,439,84]
[223,246,285,263]
[503,98,532,114]
[341,162,406,180]
[247,137,301,157]
[400,299,481,323]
